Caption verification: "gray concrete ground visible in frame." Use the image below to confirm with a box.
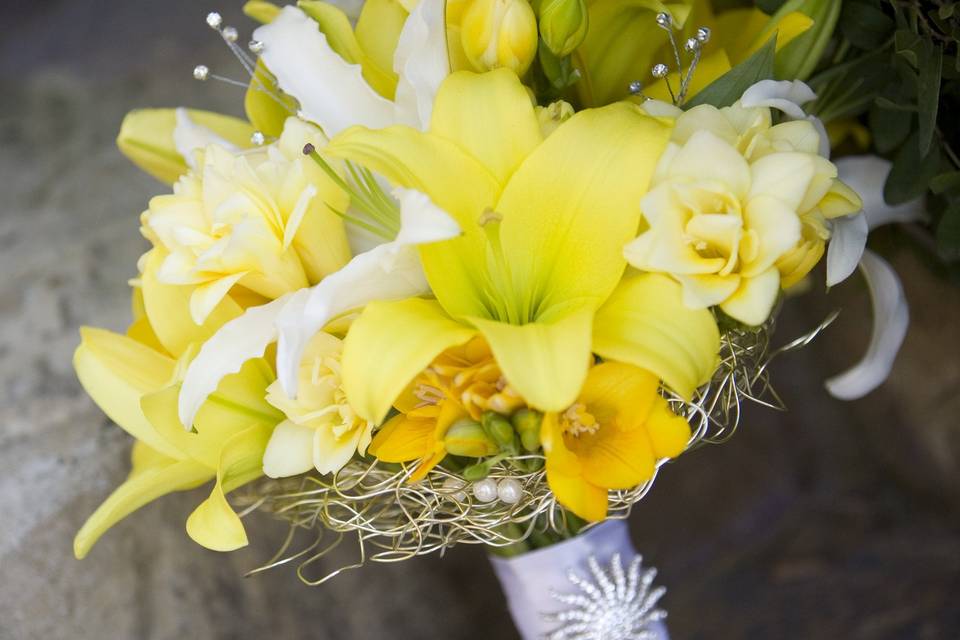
[2,2,959,639]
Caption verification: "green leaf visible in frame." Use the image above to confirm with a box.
[894,29,924,68]
[885,131,941,205]
[930,171,960,195]
[686,36,776,109]
[840,0,895,49]
[917,42,943,156]
[937,204,960,260]
[868,104,912,153]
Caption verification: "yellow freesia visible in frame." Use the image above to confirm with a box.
[541,361,690,520]
[624,101,861,324]
[325,69,719,425]
[140,117,350,325]
[459,0,539,75]
[262,331,373,477]
[73,296,283,558]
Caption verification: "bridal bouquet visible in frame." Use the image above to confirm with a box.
[74,0,938,636]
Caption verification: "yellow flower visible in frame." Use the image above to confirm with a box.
[141,117,351,325]
[368,335,520,479]
[541,362,690,521]
[537,0,589,57]
[459,0,539,75]
[73,288,284,558]
[574,1,813,107]
[262,331,373,477]
[624,101,859,325]
[325,70,719,427]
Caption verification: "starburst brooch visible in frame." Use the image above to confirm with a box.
[544,553,667,640]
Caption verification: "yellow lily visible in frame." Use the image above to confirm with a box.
[321,69,719,426]
[73,273,284,558]
[541,361,690,520]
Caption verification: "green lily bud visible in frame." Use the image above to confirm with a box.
[444,418,499,457]
[481,411,516,450]
[537,0,588,57]
[511,409,543,452]
[461,0,539,75]
[771,0,841,81]
[116,109,255,185]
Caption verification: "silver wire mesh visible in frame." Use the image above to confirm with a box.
[235,309,839,584]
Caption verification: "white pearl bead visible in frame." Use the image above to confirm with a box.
[497,478,523,504]
[206,12,223,29]
[248,39,264,55]
[442,477,467,503]
[222,26,239,43]
[193,65,209,81]
[472,479,498,503]
[250,131,265,146]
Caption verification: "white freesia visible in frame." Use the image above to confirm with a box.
[741,79,816,120]
[823,156,925,399]
[178,188,461,427]
[254,2,449,136]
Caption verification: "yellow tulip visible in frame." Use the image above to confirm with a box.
[326,70,719,427]
[460,0,539,75]
[116,108,255,184]
[140,117,350,325]
[541,362,690,521]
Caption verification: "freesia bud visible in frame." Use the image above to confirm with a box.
[445,418,500,457]
[537,0,588,57]
[481,411,517,450]
[511,409,542,452]
[461,0,539,75]
[535,100,574,137]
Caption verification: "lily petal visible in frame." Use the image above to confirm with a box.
[826,250,909,400]
[593,273,720,400]
[392,0,450,130]
[178,290,303,428]
[835,156,926,230]
[277,188,462,395]
[186,423,273,552]
[255,6,395,136]
[262,420,315,478]
[73,443,212,559]
[342,298,476,424]
[826,212,868,287]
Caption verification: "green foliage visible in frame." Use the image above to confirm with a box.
[808,0,960,276]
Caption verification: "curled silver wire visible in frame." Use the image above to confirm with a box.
[235,310,838,584]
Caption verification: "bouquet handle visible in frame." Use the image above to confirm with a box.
[489,520,670,639]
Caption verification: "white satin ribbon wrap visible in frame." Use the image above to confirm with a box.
[489,520,669,640]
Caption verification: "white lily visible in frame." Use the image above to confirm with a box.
[825,156,925,399]
[253,1,449,136]
[178,187,461,427]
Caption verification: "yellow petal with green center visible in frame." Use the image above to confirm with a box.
[342,298,477,424]
[74,443,212,559]
[140,249,245,358]
[593,272,719,400]
[496,101,672,322]
[468,304,594,412]
[326,124,499,317]
[430,69,543,187]
[185,423,274,552]
[118,109,254,184]
[74,327,182,459]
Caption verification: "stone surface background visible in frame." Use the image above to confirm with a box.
[1,2,959,639]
